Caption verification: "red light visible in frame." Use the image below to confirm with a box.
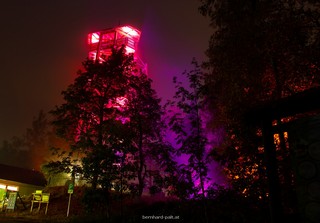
[87,26,144,64]
[88,51,97,61]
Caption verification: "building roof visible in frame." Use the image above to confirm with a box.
[0,163,47,187]
[245,86,320,124]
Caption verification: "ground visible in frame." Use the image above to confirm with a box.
[0,186,270,223]
[0,186,86,223]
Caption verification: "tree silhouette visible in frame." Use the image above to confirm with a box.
[50,47,135,189]
[121,72,175,196]
[166,59,211,199]
[199,0,320,205]
[0,110,53,170]
[49,46,175,200]
[26,110,52,170]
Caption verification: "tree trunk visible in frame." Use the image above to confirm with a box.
[137,118,145,196]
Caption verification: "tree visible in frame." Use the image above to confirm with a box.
[0,137,28,168]
[166,59,211,199]
[50,47,135,190]
[121,72,176,196]
[0,110,53,170]
[199,0,320,205]
[25,110,53,170]
[200,0,320,126]
[47,47,136,219]
[49,46,176,200]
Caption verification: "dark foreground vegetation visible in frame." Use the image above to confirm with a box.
[1,186,300,223]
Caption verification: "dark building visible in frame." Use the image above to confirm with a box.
[0,163,46,201]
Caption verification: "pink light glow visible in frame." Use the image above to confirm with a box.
[116,97,127,107]
[125,46,135,54]
[88,51,97,61]
[88,32,100,44]
[120,26,140,37]
[87,26,142,62]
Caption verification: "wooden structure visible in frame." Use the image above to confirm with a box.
[245,87,320,223]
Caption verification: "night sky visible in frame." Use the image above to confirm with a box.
[0,0,211,142]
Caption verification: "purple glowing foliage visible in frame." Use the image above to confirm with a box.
[164,105,227,191]
[140,21,227,190]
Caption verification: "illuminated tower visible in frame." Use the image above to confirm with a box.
[87,25,147,73]
[86,26,156,194]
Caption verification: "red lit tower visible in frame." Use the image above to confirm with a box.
[87,25,147,73]
[86,26,159,194]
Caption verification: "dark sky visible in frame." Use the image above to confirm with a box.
[0,0,211,141]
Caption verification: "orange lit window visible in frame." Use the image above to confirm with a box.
[273,132,288,145]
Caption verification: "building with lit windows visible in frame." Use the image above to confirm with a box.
[0,163,46,209]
